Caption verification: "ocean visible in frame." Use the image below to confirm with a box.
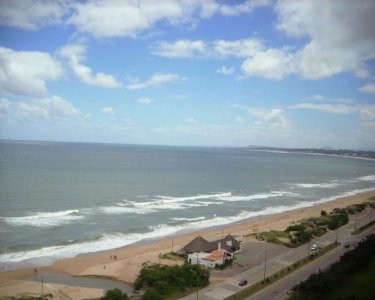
[0,140,374,271]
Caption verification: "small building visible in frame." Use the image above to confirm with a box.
[182,234,240,254]
[188,248,233,268]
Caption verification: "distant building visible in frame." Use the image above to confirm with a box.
[182,234,240,254]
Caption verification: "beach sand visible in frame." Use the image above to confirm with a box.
[1,190,374,299]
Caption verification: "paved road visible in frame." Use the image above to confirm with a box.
[248,222,375,300]
[180,207,374,300]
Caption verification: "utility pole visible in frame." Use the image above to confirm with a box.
[263,249,268,281]
[191,270,199,300]
[41,273,44,295]
[307,240,311,257]
[335,228,339,244]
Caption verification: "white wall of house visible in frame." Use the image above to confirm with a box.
[201,258,224,268]
[188,252,209,265]
[188,252,226,268]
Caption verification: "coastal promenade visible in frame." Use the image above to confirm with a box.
[180,207,375,300]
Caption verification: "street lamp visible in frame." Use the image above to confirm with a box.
[190,270,199,300]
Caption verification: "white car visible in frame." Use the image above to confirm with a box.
[310,244,320,251]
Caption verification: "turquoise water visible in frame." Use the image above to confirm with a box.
[0,140,374,270]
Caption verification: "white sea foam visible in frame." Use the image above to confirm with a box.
[357,175,375,182]
[1,210,84,228]
[214,191,299,202]
[294,182,340,189]
[97,205,156,215]
[170,216,206,222]
[94,191,300,216]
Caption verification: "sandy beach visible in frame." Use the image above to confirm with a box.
[1,189,374,299]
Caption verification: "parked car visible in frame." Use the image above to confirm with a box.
[310,244,320,251]
[239,279,248,286]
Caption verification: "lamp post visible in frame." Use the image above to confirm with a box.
[263,249,268,281]
[190,270,199,300]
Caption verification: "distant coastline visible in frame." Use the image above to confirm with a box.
[251,146,375,161]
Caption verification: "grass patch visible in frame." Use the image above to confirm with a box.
[161,252,186,261]
[223,243,339,300]
[323,258,375,299]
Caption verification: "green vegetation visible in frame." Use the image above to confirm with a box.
[134,263,209,300]
[249,202,374,247]
[160,252,186,261]
[324,258,375,299]
[224,243,339,300]
[101,289,129,300]
[289,234,375,299]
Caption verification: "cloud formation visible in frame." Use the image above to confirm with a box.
[136,98,154,105]
[0,0,69,30]
[58,44,121,88]
[232,104,289,128]
[101,106,115,115]
[0,47,63,97]
[126,73,185,90]
[153,1,375,80]
[217,66,234,75]
[0,96,83,121]
[359,83,375,94]
[152,38,263,58]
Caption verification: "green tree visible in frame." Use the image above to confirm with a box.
[101,288,129,300]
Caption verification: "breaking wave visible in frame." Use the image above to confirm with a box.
[1,210,84,228]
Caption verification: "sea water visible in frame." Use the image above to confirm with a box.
[0,140,374,270]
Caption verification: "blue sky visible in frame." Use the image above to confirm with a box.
[0,0,374,149]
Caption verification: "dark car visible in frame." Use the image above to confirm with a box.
[239,279,248,286]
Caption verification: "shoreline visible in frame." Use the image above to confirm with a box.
[251,148,375,161]
[1,189,374,296]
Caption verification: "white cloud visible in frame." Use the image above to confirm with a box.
[126,73,185,90]
[359,105,375,126]
[217,66,234,75]
[310,95,354,104]
[235,117,246,124]
[290,103,354,114]
[152,40,208,58]
[152,38,263,58]
[153,1,375,81]
[0,0,69,30]
[0,95,83,121]
[241,48,295,80]
[0,47,63,97]
[67,0,267,39]
[186,117,198,124]
[58,44,121,88]
[137,98,154,105]
[101,106,115,115]
[359,83,375,94]
[274,0,375,80]
[232,104,289,128]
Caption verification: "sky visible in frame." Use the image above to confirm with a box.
[0,0,374,149]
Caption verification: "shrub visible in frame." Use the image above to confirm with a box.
[321,210,327,216]
[142,289,163,300]
[135,263,209,299]
[101,289,129,300]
